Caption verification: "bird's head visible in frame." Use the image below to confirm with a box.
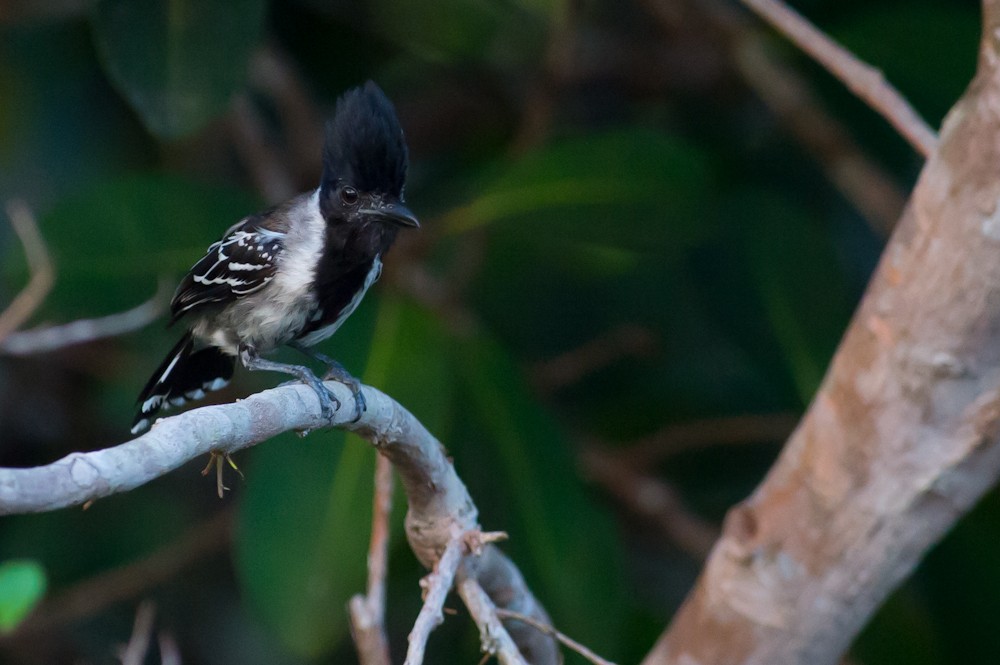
[319,81,419,230]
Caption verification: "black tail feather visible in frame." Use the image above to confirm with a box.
[131,333,235,434]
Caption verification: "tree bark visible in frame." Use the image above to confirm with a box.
[644,4,1000,663]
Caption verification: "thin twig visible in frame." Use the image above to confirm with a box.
[623,413,798,466]
[0,200,55,344]
[404,536,465,665]
[531,324,658,393]
[739,0,938,157]
[458,578,530,665]
[496,609,617,665]
[509,0,579,154]
[118,601,156,665]
[367,455,394,616]
[731,35,907,234]
[158,631,182,665]
[230,95,298,205]
[349,454,395,665]
[464,530,509,555]
[233,45,326,205]
[640,0,908,235]
[581,447,719,560]
[0,279,170,356]
[248,46,324,183]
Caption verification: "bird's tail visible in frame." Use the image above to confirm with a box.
[131,333,235,434]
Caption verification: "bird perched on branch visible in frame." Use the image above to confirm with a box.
[132,81,419,435]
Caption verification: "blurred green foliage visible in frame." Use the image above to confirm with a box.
[0,560,46,633]
[0,0,989,663]
[92,0,268,139]
[5,174,259,317]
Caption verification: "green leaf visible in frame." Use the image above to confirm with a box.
[453,333,626,655]
[91,0,267,139]
[0,560,46,633]
[235,429,371,657]
[0,21,151,205]
[362,296,453,435]
[443,129,715,254]
[736,192,855,403]
[4,174,258,319]
[235,296,452,657]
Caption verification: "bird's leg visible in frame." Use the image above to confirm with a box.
[289,342,367,421]
[239,344,340,423]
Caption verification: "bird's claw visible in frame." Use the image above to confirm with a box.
[352,387,367,422]
[279,363,364,425]
[321,365,366,422]
[310,379,341,425]
[201,450,244,498]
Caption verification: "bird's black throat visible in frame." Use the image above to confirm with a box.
[301,219,397,337]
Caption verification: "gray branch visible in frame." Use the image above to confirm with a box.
[0,381,559,664]
[0,281,168,356]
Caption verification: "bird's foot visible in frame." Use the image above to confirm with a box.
[240,345,341,425]
[201,450,244,499]
[301,371,342,424]
[276,374,340,432]
[321,363,366,422]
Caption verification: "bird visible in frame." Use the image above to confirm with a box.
[131,81,419,435]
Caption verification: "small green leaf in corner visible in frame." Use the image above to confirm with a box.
[0,560,47,633]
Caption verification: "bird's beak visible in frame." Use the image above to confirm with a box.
[367,201,420,228]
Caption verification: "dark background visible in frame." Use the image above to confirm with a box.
[0,0,989,663]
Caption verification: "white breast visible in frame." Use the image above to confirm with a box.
[272,190,326,301]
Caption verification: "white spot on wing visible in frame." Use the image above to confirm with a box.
[191,229,282,292]
[207,377,229,391]
[141,395,164,413]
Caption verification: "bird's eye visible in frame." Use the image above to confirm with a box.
[340,187,359,206]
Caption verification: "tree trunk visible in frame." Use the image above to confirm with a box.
[644,3,1000,663]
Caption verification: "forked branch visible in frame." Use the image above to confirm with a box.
[0,380,560,664]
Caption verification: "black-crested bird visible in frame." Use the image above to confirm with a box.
[132,81,419,435]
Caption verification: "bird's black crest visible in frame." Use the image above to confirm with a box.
[322,81,408,197]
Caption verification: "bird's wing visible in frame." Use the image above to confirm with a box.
[170,217,285,322]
